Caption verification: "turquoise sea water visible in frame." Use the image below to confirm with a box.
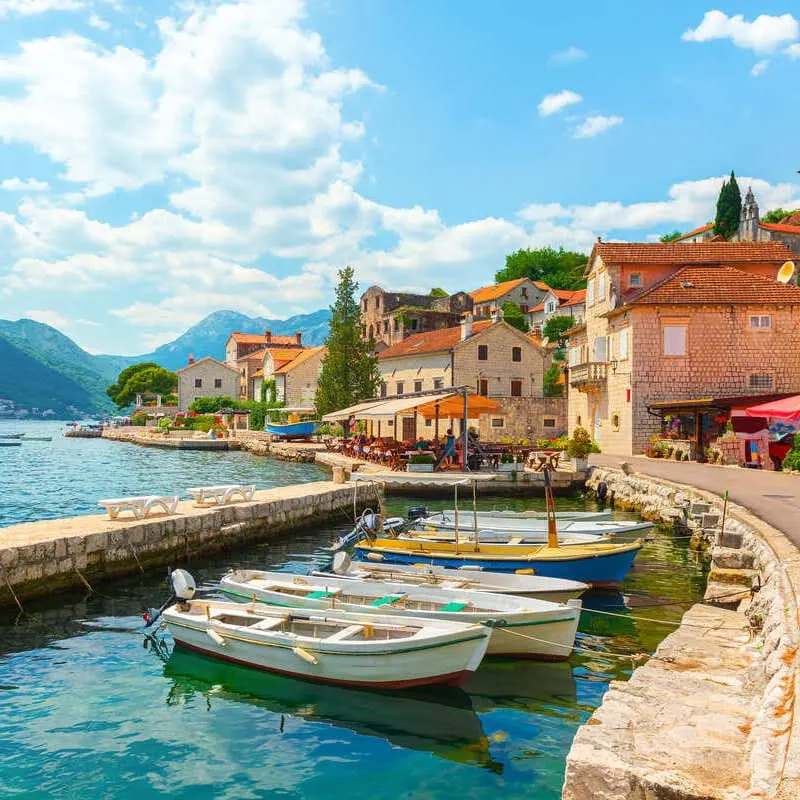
[0,421,708,799]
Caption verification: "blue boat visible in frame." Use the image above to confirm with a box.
[353,538,643,588]
[265,420,320,439]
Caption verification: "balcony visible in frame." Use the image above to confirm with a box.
[569,361,608,390]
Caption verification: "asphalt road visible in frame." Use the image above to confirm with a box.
[591,454,800,549]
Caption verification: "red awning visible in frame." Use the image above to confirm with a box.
[744,395,800,420]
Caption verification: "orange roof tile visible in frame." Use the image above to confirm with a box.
[595,240,795,265]
[469,278,530,303]
[379,320,493,359]
[531,302,545,313]
[238,347,268,362]
[274,346,326,374]
[628,265,800,306]
[230,331,301,346]
[760,222,800,235]
[674,223,714,241]
[252,368,264,378]
[266,347,306,363]
[533,280,552,292]
[561,289,586,307]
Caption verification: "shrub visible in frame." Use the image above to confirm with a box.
[567,426,596,458]
[408,453,435,465]
[187,414,218,433]
[131,412,148,426]
[500,451,516,463]
[550,435,569,451]
[317,422,344,437]
[782,435,800,471]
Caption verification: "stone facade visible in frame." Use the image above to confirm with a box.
[274,346,326,406]
[469,277,548,319]
[527,288,586,330]
[176,356,239,411]
[477,396,567,441]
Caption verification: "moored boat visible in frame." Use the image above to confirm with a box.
[264,421,320,438]
[157,570,491,688]
[426,507,612,522]
[401,527,608,547]
[220,569,582,660]
[0,440,22,447]
[0,433,24,439]
[419,511,653,536]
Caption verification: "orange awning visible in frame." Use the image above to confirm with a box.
[416,394,501,419]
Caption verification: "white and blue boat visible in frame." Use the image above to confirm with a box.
[265,420,320,438]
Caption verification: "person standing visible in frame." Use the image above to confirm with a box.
[443,428,456,468]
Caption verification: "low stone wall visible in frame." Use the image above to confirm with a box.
[0,481,372,608]
[562,467,800,800]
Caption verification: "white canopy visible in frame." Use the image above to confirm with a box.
[320,389,461,422]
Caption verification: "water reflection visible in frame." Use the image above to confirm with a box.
[162,647,503,773]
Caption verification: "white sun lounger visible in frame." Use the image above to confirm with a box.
[98,495,180,520]
[186,484,256,505]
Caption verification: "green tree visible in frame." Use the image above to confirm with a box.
[543,365,564,397]
[714,170,742,239]
[659,230,683,242]
[315,266,380,417]
[542,315,575,343]
[762,208,799,224]
[106,362,177,409]
[495,247,588,290]
[429,287,449,297]
[500,302,528,332]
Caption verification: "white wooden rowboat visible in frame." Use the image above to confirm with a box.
[419,512,653,537]
[435,508,612,522]
[220,570,582,660]
[162,598,490,689]
[313,559,588,603]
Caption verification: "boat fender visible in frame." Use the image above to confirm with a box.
[596,482,609,503]
[170,569,197,601]
[365,553,384,562]
[292,647,319,665]
[483,619,508,628]
[206,628,226,647]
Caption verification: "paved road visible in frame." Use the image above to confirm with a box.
[591,454,800,549]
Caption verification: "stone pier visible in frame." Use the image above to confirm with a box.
[0,481,372,608]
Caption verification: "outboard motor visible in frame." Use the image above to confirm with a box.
[143,568,196,628]
[408,505,429,521]
[596,481,609,504]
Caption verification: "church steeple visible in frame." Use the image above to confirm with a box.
[739,186,760,241]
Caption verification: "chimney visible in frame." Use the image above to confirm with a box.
[188,353,195,365]
[492,307,505,324]
[460,312,473,341]
[265,329,272,344]
[295,331,302,346]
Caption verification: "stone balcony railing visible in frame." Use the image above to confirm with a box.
[569,361,608,389]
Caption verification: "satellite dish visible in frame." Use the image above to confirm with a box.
[777,261,796,284]
[541,336,550,348]
[332,551,352,574]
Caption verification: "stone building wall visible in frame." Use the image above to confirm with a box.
[177,358,239,411]
[281,348,326,406]
[477,396,567,441]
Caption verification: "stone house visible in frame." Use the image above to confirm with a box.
[176,356,240,412]
[273,345,326,406]
[252,347,307,401]
[225,331,307,401]
[528,288,586,330]
[360,285,473,352]
[377,314,565,441]
[567,240,800,457]
[468,277,549,321]
[676,188,800,255]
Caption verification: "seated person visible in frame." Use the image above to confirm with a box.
[413,436,429,451]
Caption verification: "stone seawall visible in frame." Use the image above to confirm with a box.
[0,481,372,609]
[562,467,800,800]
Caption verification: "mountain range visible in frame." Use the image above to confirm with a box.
[0,309,331,418]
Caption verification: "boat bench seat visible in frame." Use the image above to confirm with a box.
[251,618,287,631]
[98,495,179,520]
[187,484,256,505]
[439,601,469,612]
[370,594,406,607]
[326,624,364,641]
[307,589,341,599]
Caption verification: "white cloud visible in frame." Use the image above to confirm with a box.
[572,114,623,139]
[787,43,800,58]
[0,0,83,16]
[538,90,582,116]
[1,177,50,192]
[550,46,587,64]
[683,11,799,53]
[23,309,71,328]
[751,59,770,76]
[88,14,109,30]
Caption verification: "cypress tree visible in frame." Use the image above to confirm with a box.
[714,170,742,239]
[314,266,380,417]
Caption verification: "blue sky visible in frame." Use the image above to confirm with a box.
[0,0,798,355]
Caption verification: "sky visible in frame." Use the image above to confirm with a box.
[0,1,798,355]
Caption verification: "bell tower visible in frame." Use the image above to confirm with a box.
[739,186,760,241]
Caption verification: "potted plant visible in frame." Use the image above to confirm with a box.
[567,426,594,469]
[498,451,522,472]
[407,453,435,473]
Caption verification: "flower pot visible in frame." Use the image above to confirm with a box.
[407,464,434,473]
[572,456,589,470]
[498,462,522,473]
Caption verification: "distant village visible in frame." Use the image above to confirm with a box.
[167,184,800,468]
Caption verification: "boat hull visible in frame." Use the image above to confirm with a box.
[264,421,320,438]
[424,515,653,536]
[354,541,642,587]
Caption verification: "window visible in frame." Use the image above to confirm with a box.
[511,379,522,397]
[478,344,488,360]
[383,321,389,334]
[374,297,380,309]
[425,419,432,427]
[396,382,404,395]
[520,304,529,313]
[618,328,629,359]
[750,315,771,329]
[750,374,773,389]
[545,300,555,314]
[433,377,443,390]
[379,382,387,398]
[576,415,582,426]
[611,414,620,430]
[587,278,595,305]
[593,335,606,362]
[491,418,505,428]
[629,273,642,288]
[543,418,556,429]
[521,287,528,298]
[512,346,522,362]
[194,378,202,388]
[597,272,605,301]
[363,299,367,311]
[414,380,423,393]
[214,378,222,389]
[477,379,488,396]
[663,325,687,356]
[569,347,578,366]
[393,319,399,332]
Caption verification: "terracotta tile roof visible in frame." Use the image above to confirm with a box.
[595,240,795,265]
[674,223,714,241]
[379,320,493,359]
[782,211,800,226]
[469,278,530,303]
[273,345,326,374]
[760,222,800,235]
[533,280,552,292]
[266,347,306,364]
[530,302,545,313]
[176,356,238,374]
[252,368,264,378]
[561,289,586,307]
[628,265,800,306]
[238,347,268,363]
[230,331,301,346]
